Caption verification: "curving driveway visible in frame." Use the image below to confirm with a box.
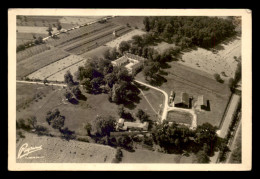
[134,80,197,129]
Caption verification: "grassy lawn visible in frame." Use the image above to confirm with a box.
[16,82,162,136]
[167,111,192,125]
[121,149,195,163]
[16,132,116,163]
[135,61,231,128]
[17,84,119,136]
[16,83,53,111]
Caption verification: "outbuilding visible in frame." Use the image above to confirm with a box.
[174,92,190,108]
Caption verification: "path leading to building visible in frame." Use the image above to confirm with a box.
[139,88,160,116]
[216,94,241,138]
[226,119,241,163]
[16,80,67,87]
[134,80,197,129]
[210,94,241,163]
[134,80,169,121]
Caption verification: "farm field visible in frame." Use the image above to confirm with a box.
[167,111,192,125]
[179,35,241,81]
[136,61,231,128]
[16,132,116,163]
[17,26,59,35]
[17,33,47,46]
[59,16,105,25]
[17,16,62,27]
[27,55,86,81]
[64,26,132,55]
[108,16,145,30]
[121,149,195,163]
[47,58,87,82]
[17,48,70,79]
[16,44,50,62]
[106,29,146,48]
[16,83,53,111]
[46,22,118,47]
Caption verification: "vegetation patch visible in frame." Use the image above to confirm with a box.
[167,111,192,125]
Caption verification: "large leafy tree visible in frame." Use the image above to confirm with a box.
[64,70,74,86]
[45,109,65,130]
[118,41,130,54]
[91,115,116,137]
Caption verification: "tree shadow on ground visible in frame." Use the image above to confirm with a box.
[69,98,79,105]
[149,74,167,87]
[122,94,141,110]
[133,82,150,91]
[158,69,168,76]
[160,62,171,69]
[78,93,87,101]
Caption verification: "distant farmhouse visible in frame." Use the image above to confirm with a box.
[116,118,149,131]
[174,92,190,108]
[111,53,146,75]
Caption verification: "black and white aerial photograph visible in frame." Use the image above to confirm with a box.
[8,9,252,171]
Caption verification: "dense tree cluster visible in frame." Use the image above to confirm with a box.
[103,47,118,61]
[45,109,65,130]
[143,16,236,48]
[118,34,181,86]
[151,121,228,162]
[136,109,150,123]
[117,105,135,122]
[91,115,116,137]
[76,57,139,104]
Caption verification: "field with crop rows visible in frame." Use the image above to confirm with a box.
[17,16,62,27]
[16,44,50,62]
[65,26,132,55]
[47,59,87,82]
[106,29,146,48]
[27,55,86,81]
[17,26,59,35]
[46,22,117,47]
[57,23,118,49]
[17,33,47,46]
[59,16,105,26]
[17,48,69,79]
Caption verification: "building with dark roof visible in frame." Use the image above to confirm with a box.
[174,92,190,108]
[197,95,208,110]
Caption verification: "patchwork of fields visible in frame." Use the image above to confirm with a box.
[17,48,70,79]
[17,26,59,35]
[106,29,146,48]
[27,55,86,81]
[47,58,87,82]
[17,44,50,62]
[17,20,133,81]
[16,16,241,163]
[179,36,241,81]
[59,16,105,25]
